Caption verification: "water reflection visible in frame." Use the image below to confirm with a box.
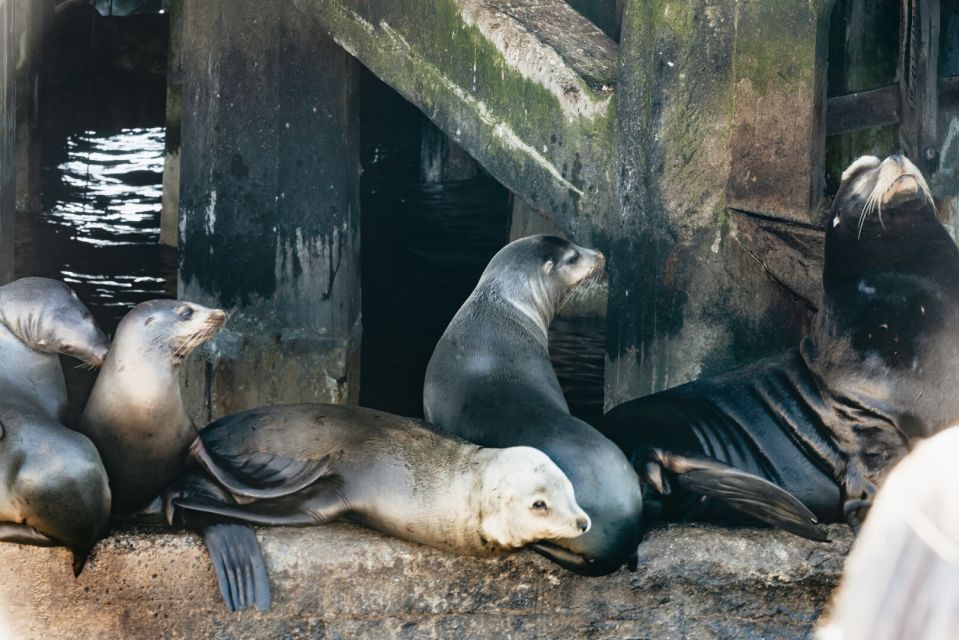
[16,126,174,424]
[46,128,165,247]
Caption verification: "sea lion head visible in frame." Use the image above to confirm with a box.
[825,154,941,284]
[111,299,227,368]
[0,277,109,367]
[478,446,591,549]
[478,234,605,335]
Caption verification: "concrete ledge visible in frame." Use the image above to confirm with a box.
[0,523,850,639]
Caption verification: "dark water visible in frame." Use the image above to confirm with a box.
[358,70,606,424]
[13,63,606,426]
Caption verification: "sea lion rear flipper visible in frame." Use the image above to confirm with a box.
[646,449,828,542]
[190,438,332,500]
[198,520,271,613]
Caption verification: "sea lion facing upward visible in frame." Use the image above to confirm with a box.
[602,154,958,531]
[0,277,111,573]
[170,403,592,557]
[78,299,269,612]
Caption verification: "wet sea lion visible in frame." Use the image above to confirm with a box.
[422,235,807,574]
[170,403,592,558]
[78,299,269,612]
[425,236,823,573]
[0,277,111,573]
[602,155,957,531]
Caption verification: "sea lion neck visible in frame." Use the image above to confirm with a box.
[475,279,554,346]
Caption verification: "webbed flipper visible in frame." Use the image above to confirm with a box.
[645,449,828,542]
[190,438,332,500]
[167,473,272,612]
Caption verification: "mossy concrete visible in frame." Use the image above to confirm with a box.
[302,0,618,245]
[0,524,851,639]
[605,0,833,406]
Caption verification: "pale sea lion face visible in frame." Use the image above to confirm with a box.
[829,154,935,240]
[114,299,227,366]
[0,277,109,367]
[479,446,591,548]
[480,235,606,325]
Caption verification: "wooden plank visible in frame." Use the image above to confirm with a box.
[826,83,901,135]
[0,0,15,283]
[899,0,940,170]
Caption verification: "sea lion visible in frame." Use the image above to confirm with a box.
[0,277,111,573]
[602,154,957,532]
[78,299,269,612]
[169,404,592,559]
[424,236,822,573]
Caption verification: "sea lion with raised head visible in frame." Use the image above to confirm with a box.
[602,154,958,531]
[78,299,270,612]
[0,277,111,573]
[423,235,819,574]
[169,403,592,558]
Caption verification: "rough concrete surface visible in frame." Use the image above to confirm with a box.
[0,523,851,639]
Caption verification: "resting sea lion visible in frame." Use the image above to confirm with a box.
[602,154,956,531]
[0,277,111,573]
[170,403,592,558]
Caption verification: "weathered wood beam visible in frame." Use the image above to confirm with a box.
[826,84,901,136]
[0,0,15,283]
[898,0,939,171]
[301,0,618,242]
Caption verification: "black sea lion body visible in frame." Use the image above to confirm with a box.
[603,155,959,528]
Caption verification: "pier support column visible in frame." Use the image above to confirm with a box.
[0,0,15,283]
[159,0,182,248]
[606,0,833,407]
[178,0,361,420]
[13,0,51,214]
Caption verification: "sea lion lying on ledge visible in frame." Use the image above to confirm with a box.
[170,403,591,558]
[602,154,957,532]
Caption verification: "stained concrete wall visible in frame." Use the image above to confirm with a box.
[0,524,851,639]
[177,0,362,420]
[605,0,833,406]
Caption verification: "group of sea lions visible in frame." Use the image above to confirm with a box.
[1,154,955,612]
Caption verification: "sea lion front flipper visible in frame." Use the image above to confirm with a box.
[0,522,59,546]
[190,438,332,500]
[174,476,348,527]
[645,449,828,542]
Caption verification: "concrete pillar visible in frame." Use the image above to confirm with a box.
[159,0,182,247]
[606,0,833,407]
[0,0,14,283]
[13,0,51,214]
[178,0,361,420]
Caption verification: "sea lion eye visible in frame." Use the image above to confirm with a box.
[61,344,74,354]
[566,252,580,265]
[532,500,548,511]
[178,306,194,320]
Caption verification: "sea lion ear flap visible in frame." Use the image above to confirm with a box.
[543,260,554,274]
[645,449,828,542]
